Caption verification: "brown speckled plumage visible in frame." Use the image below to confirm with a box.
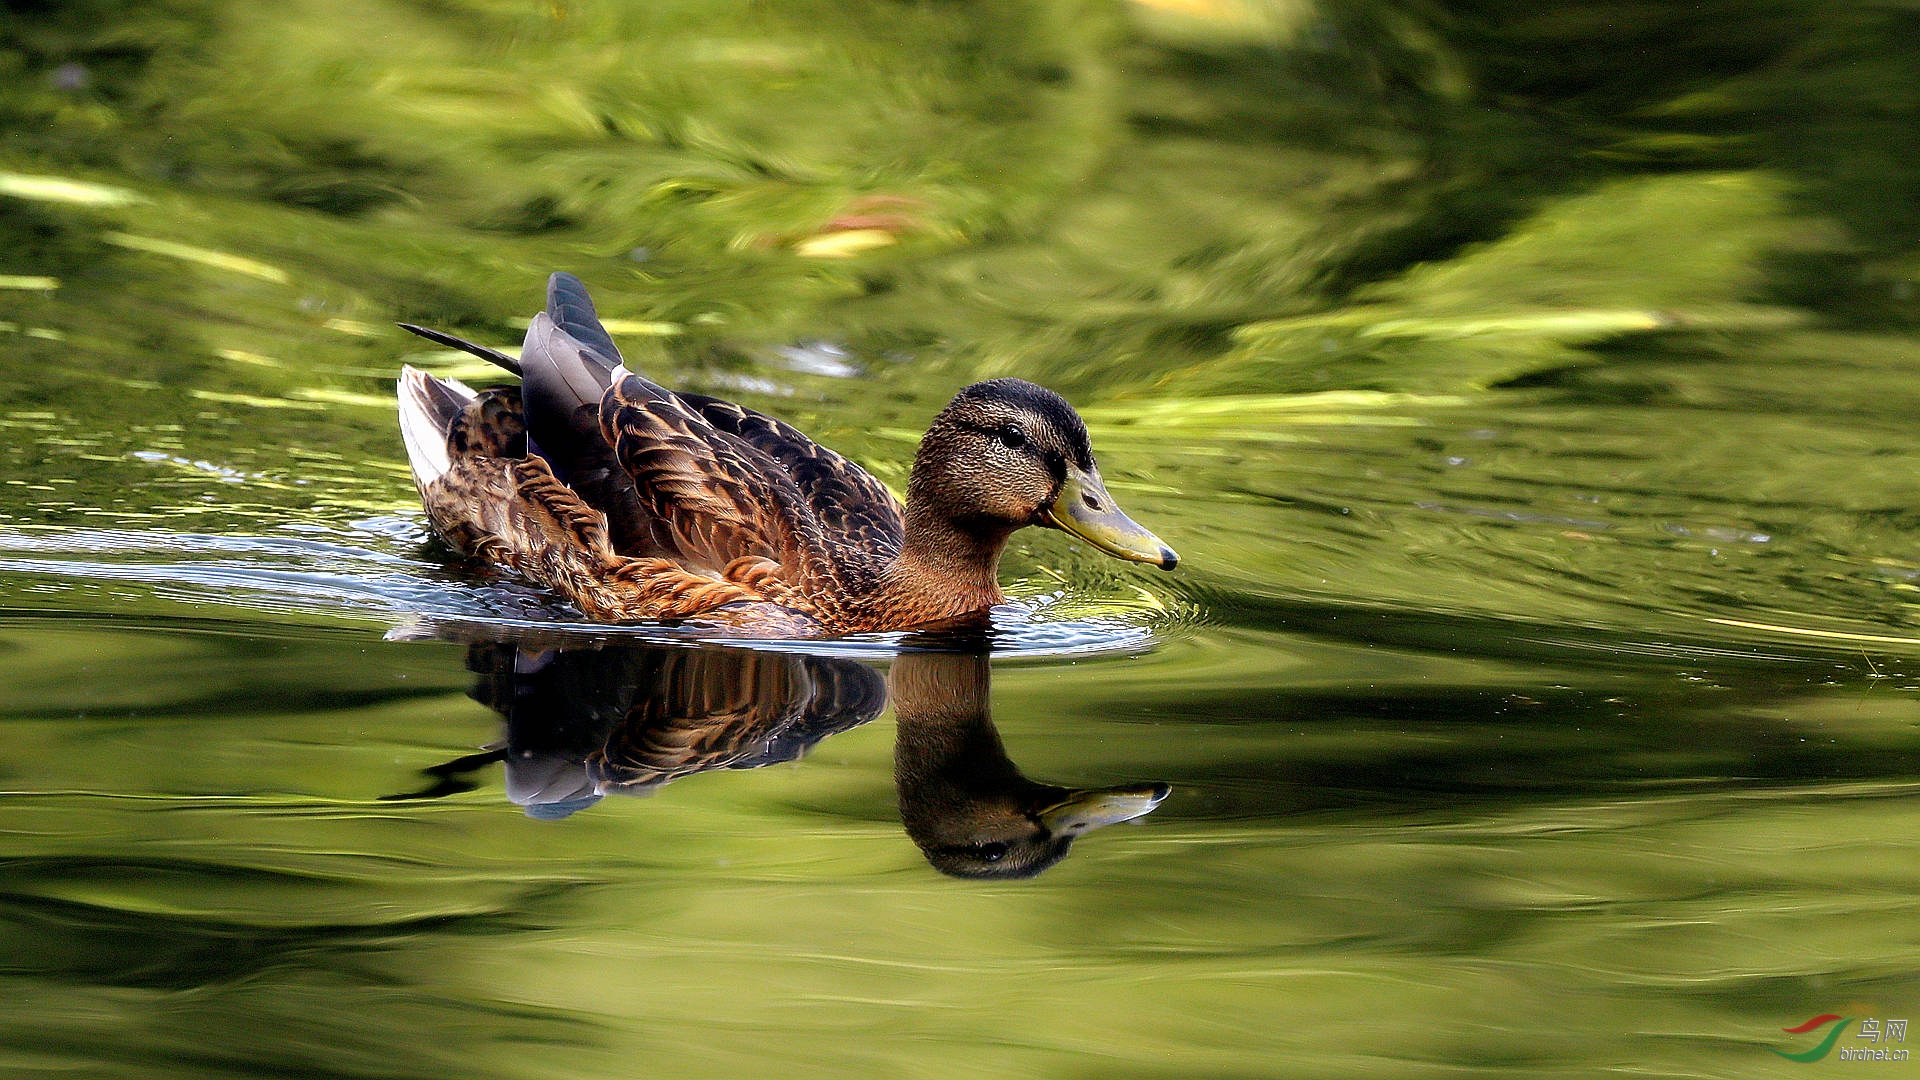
[396,272,1175,635]
[590,646,885,790]
[443,641,886,808]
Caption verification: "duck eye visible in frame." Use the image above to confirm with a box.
[996,424,1026,450]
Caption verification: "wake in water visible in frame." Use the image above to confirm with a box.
[0,521,1192,657]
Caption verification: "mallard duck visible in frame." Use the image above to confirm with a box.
[397,272,1176,635]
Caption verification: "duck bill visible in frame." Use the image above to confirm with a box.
[1039,782,1172,835]
[1044,466,1179,570]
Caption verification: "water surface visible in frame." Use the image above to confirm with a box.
[3,1,1919,1076]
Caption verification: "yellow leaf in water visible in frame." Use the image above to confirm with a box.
[599,318,682,336]
[793,229,898,258]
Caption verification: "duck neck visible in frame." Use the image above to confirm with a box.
[879,503,1012,623]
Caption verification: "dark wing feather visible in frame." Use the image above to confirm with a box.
[676,393,904,563]
[519,312,615,435]
[599,371,827,578]
[514,313,656,556]
[546,272,623,366]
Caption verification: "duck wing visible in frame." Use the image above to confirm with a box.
[516,311,657,556]
[527,277,830,579]
[412,273,854,598]
[597,362,825,578]
[398,284,654,556]
[675,393,905,563]
[544,273,899,569]
[525,313,817,577]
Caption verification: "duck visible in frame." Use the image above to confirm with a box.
[396,272,1177,635]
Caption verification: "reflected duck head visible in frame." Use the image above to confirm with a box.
[906,779,1171,880]
[889,651,1170,879]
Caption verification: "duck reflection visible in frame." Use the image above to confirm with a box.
[400,640,1167,877]
[890,651,1169,878]
[458,642,887,817]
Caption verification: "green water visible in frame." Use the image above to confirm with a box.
[4,1,1920,1076]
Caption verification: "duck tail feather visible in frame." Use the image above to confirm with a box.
[398,323,523,376]
[397,365,475,486]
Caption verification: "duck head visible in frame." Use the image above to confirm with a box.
[906,378,1178,571]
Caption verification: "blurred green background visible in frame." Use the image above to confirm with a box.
[2,1,1919,1077]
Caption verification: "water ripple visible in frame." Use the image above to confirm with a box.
[0,526,1180,657]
